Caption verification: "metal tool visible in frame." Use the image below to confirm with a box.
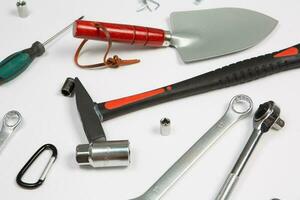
[0,111,22,153]
[216,101,284,200]
[62,77,130,168]
[0,16,84,84]
[130,95,253,200]
[137,0,160,12]
[74,8,277,62]
[16,144,57,189]
[16,0,29,18]
[160,118,171,136]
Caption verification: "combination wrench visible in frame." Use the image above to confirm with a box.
[130,94,253,200]
[0,111,22,153]
[216,101,284,200]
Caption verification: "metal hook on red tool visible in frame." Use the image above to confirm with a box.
[137,0,160,12]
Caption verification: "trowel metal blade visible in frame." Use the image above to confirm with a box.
[170,8,278,62]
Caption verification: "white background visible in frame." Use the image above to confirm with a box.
[1,0,300,199]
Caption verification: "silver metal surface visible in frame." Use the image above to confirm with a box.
[43,16,84,46]
[40,157,56,181]
[76,140,130,167]
[169,8,278,62]
[137,0,160,12]
[16,0,29,18]
[216,173,239,200]
[160,118,171,136]
[130,94,253,200]
[0,111,22,153]
[162,31,172,47]
[216,101,284,200]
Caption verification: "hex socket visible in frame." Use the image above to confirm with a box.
[76,140,130,168]
[61,78,75,97]
[17,1,29,18]
[160,118,171,136]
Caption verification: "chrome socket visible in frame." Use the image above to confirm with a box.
[76,140,130,168]
[160,118,171,136]
[16,1,29,18]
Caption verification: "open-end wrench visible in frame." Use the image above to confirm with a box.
[216,101,284,200]
[130,94,253,200]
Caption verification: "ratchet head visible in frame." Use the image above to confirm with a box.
[253,101,285,133]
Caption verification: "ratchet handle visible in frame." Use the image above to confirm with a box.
[73,20,166,47]
[215,173,239,200]
[98,44,300,121]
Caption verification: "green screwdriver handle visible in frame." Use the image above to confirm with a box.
[0,42,45,84]
[0,16,83,85]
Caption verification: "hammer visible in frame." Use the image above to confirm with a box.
[62,77,130,168]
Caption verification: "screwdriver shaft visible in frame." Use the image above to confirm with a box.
[43,16,84,46]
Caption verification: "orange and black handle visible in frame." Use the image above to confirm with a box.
[97,44,300,121]
[73,20,168,47]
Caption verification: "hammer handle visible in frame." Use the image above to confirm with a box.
[98,44,300,121]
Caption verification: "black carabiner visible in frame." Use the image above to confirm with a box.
[16,144,58,189]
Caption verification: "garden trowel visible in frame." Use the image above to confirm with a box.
[74,8,278,62]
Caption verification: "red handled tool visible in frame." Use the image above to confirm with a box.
[62,44,300,121]
[74,20,166,47]
[73,8,278,62]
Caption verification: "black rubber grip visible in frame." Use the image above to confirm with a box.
[22,41,45,59]
[98,44,300,121]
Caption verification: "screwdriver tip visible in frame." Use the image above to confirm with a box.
[78,16,84,20]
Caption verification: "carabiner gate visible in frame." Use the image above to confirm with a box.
[16,144,58,189]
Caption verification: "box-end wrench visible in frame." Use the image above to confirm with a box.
[130,94,253,200]
[216,101,284,200]
[0,111,22,153]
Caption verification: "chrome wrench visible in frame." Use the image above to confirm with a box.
[216,101,284,200]
[0,111,22,153]
[130,94,253,200]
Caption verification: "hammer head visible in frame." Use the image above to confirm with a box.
[76,141,130,168]
[61,77,131,168]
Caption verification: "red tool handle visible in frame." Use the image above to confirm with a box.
[73,20,167,47]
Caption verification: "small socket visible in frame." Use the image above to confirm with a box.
[160,118,171,136]
[61,78,75,97]
[16,1,29,18]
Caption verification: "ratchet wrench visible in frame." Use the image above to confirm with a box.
[216,101,284,200]
[0,111,22,153]
[130,94,253,200]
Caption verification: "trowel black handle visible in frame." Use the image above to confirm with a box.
[98,44,300,121]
